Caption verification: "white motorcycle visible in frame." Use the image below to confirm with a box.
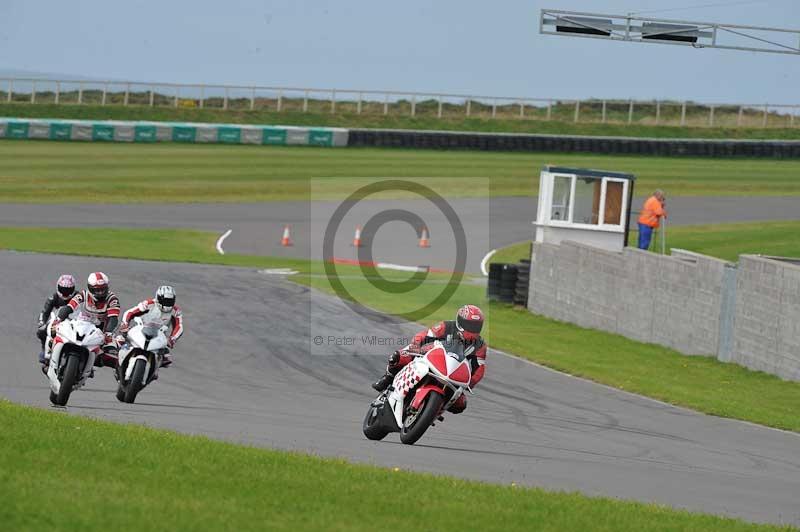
[115,311,168,404]
[46,312,105,406]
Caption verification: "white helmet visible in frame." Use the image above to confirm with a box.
[156,285,176,312]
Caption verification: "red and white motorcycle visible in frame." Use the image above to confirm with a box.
[362,339,472,445]
[46,312,105,406]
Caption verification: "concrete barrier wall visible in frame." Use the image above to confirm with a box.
[0,118,349,147]
[732,256,800,381]
[527,241,729,356]
[527,242,800,381]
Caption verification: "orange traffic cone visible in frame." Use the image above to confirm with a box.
[418,226,430,248]
[280,224,293,247]
[352,225,363,247]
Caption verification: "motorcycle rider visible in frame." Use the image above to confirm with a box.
[36,274,77,365]
[118,285,183,368]
[51,272,121,368]
[371,304,486,414]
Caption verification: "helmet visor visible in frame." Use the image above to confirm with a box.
[57,285,74,298]
[458,315,483,334]
[89,285,108,301]
[158,296,175,311]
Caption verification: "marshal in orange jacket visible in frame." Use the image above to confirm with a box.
[638,195,667,228]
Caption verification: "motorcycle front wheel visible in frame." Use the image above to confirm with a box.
[53,355,80,406]
[362,403,390,441]
[399,392,444,445]
[123,359,147,404]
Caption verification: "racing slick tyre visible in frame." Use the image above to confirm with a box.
[124,359,146,404]
[362,403,390,441]
[115,385,126,403]
[399,392,445,445]
[55,355,80,406]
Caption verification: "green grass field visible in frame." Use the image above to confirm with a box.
[3,400,788,532]
[3,102,800,140]
[3,139,800,202]
[3,223,800,432]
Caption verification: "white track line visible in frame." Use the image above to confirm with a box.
[376,262,426,273]
[215,229,232,255]
[480,249,497,276]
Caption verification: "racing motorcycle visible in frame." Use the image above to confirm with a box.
[115,310,168,404]
[46,313,105,406]
[362,339,472,445]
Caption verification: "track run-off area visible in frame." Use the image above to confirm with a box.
[1,251,799,526]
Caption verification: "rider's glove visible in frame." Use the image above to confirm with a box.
[50,319,60,334]
[167,337,175,349]
[388,350,401,366]
[118,322,129,334]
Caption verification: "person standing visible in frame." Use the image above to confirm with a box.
[638,189,667,250]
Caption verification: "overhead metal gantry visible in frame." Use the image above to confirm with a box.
[540,8,800,55]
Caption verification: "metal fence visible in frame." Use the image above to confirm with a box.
[1,77,798,129]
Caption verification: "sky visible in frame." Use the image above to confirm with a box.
[0,0,798,104]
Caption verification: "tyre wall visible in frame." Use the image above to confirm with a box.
[348,129,800,158]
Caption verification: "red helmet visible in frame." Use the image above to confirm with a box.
[87,272,110,303]
[456,304,484,341]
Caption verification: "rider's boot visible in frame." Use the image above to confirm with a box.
[160,354,173,368]
[372,351,403,392]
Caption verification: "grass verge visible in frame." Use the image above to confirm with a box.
[2,225,800,432]
[3,139,800,202]
[3,102,800,139]
[3,400,789,532]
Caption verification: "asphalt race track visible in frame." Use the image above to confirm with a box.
[0,195,798,273]
[2,251,799,526]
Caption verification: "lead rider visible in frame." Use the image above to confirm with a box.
[372,304,486,414]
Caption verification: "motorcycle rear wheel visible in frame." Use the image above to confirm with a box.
[399,392,444,445]
[362,403,390,441]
